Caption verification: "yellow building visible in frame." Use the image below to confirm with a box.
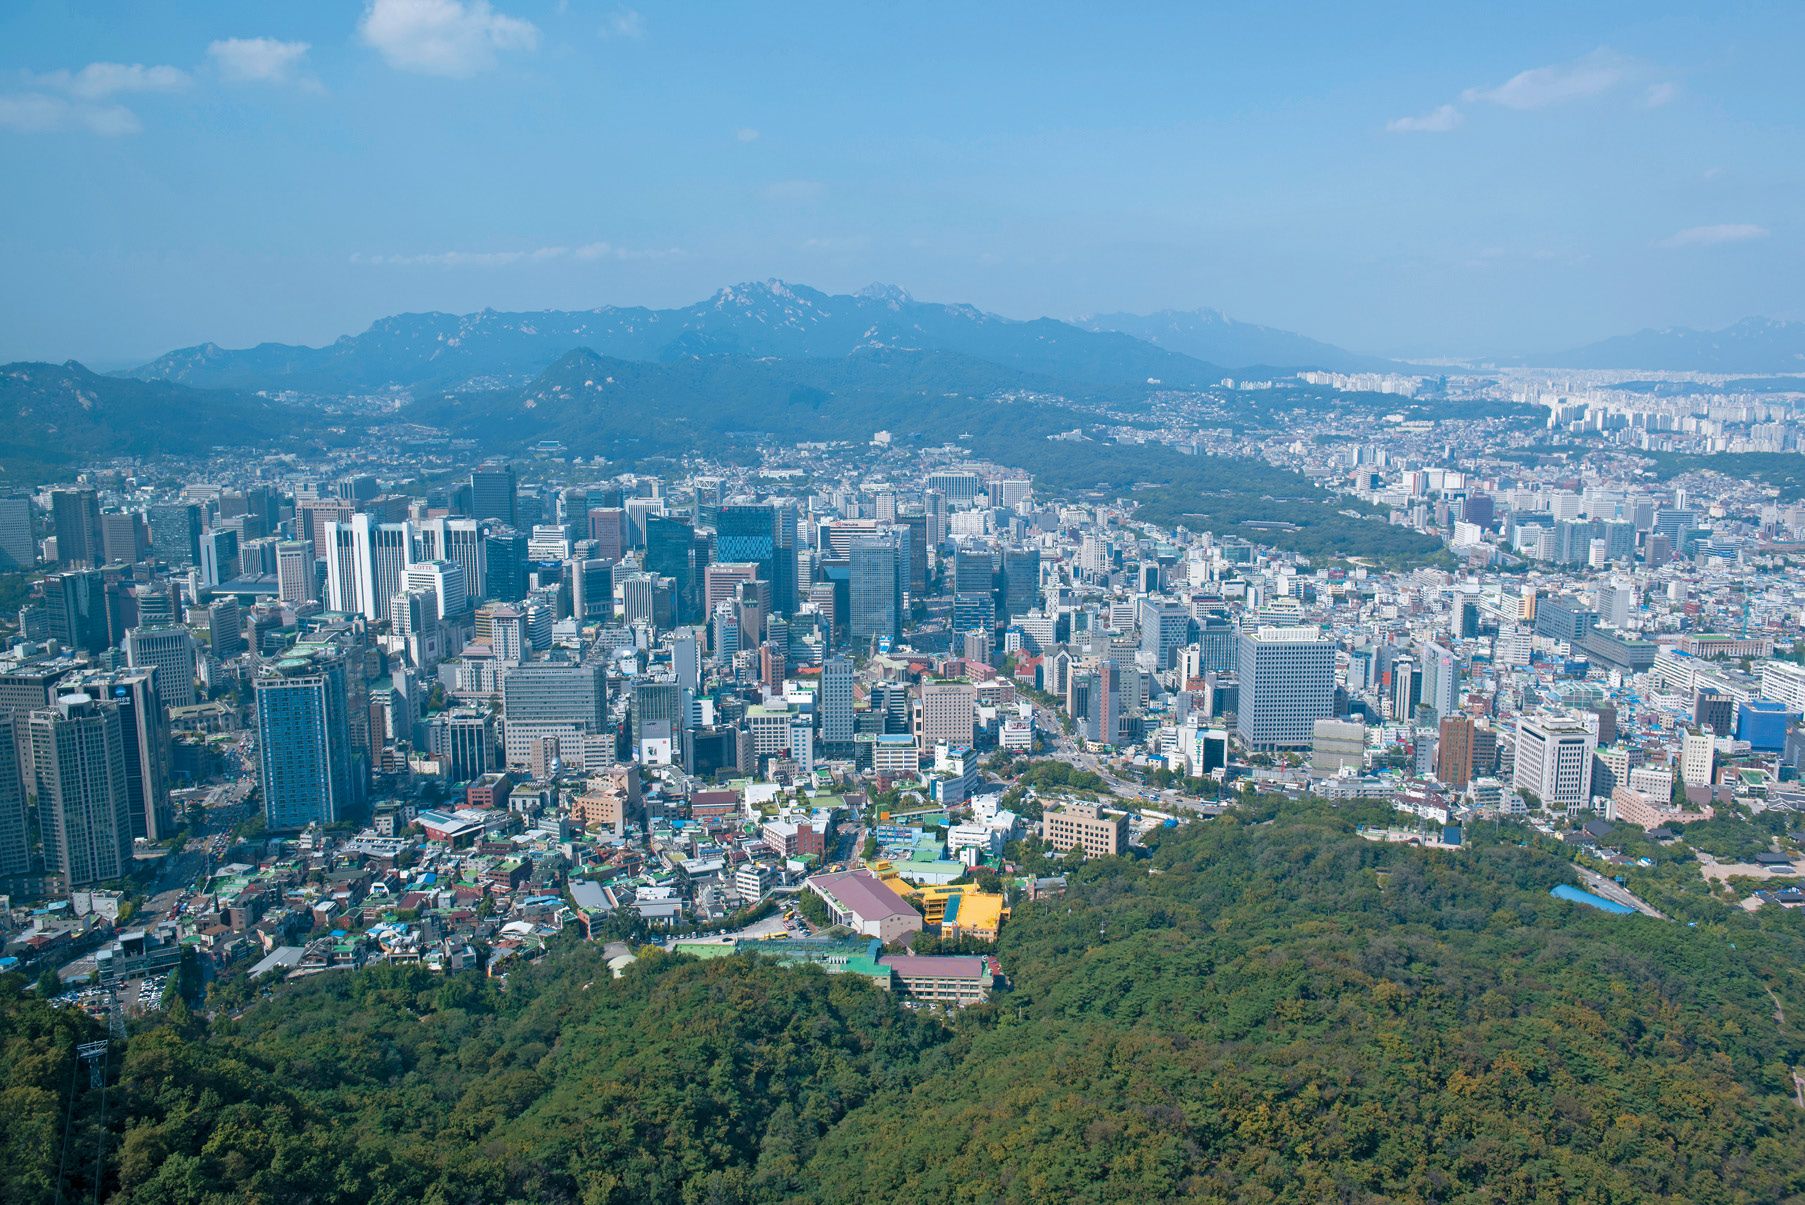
[906,883,1007,941]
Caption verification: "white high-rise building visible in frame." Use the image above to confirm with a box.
[413,517,484,609]
[276,540,316,604]
[326,515,414,621]
[1236,625,1334,750]
[1512,713,1597,814]
[404,560,469,622]
[1759,660,1805,711]
[1680,731,1716,789]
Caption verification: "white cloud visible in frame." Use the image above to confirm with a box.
[209,38,313,85]
[1644,81,1678,108]
[0,63,186,136]
[1386,104,1464,134]
[1462,49,1629,110]
[736,127,760,143]
[1658,223,1769,249]
[0,92,140,136]
[601,9,645,38]
[353,241,683,267]
[26,62,192,100]
[358,0,539,77]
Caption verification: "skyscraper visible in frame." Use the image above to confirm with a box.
[0,724,27,880]
[1138,599,1190,671]
[821,654,855,746]
[470,464,519,526]
[208,597,246,659]
[28,693,133,888]
[630,678,685,765]
[200,527,241,586]
[100,509,147,565]
[276,540,317,604]
[849,532,902,650]
[50,487,102,567]
[1435,714,1493,790]
[500,658,608,766]
[256,644,358,830]
[68,668,172,842]
[645,514,701,624]
[999,545,1041,622]
[124,624,199,709]
[1419,642,1459,721]
[483,528,528,603]
[326,514,413,620]
[404,560,470,622]
[45,568,122,654]
[716,503,798,615]
[1236,626,1334,750]
[0,494,37,570]
[148,502,203,568]
[952,542,995,596]
[1513,713,1597,814]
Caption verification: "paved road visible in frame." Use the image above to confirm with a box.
[1574,866,1668,919]
[1030,705,1220,815]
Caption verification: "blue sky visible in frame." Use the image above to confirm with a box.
[1,1,1799,365]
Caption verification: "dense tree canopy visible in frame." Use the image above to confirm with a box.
[6,798,1804,1203]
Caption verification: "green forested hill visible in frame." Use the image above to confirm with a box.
[814,802,1805,1202]
[6,800,1804,1204]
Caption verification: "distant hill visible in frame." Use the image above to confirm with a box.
[407,345,1103,458]
[130,281,1227,394]
[0,360,291,478]
[1078,307,1407,373]
[1537,317,1805,373]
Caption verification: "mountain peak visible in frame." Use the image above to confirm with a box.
[856,282,913,304]
[712,279,815,306]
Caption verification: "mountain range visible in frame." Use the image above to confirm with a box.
[1535,317,1805,373]
[1077,307,1408,374]
[0,360,294,481]
[128,281,1245,395]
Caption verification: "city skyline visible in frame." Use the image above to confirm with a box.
[3,1,1801,364]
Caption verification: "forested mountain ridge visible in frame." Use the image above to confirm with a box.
[0,360,291,480]
[6,799,1803,1204]
[128,281,1230,394]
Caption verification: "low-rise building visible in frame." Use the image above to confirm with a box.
[1042,801,1127,858]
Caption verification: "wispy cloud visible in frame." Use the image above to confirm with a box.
[736,127,761,143]
[0,92,139,136]
[24,62,192,100]
[359,0,539,77]
[1462,49,1630,110]
[0,61,189,136]
[1390,49,1666,139]
[352,241,685,267]
[601,9,645,38]
[1386,104,1463,134]
[209,38,314,86]
[1658,223,1769,249]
